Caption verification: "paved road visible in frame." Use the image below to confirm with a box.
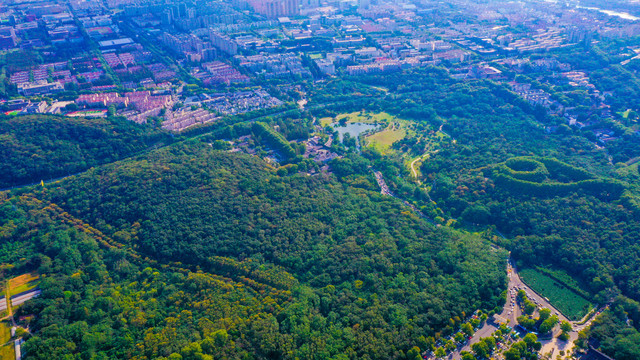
[448,262,521,359]
[410,151,438,180]
[11,290,41,307]
[373,171,392,196]
[447,258,601,359]
[448,261,518,359]
[508,261,569,323]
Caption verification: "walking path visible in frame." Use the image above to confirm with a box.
[410,155,424,179]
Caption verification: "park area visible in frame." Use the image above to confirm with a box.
[320,111,416,154]
[364,126,406,154]
[519,267,592,321]
[319,111,395,127]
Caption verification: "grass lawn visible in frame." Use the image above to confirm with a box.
[622,109,631,119]
[366,128,406,153]
[519,267,592,321]
[0,321,13,360]
[8,273,39,297]
[319,117,334,127]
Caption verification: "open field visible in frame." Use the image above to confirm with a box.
[620,109,631,119]
[535,267,592,299]
[365,128,406,153]
[319,117,334,127]
[519,267,592,321]
[8,273,39,297]
[0,321,13,360]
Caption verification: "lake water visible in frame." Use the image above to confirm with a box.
[577,5,640,21]
[331,122,381,150]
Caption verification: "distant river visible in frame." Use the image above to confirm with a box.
[577,5,640,20]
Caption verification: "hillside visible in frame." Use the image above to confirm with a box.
[330,69,640,305]
[0,142,507,359]
[0,115,172,189]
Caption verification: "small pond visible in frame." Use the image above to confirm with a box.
[330,122,381,150]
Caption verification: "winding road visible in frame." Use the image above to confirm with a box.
[410,156,423,179]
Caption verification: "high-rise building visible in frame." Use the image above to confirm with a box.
[300,0,319,7]
[247,0,299,18]
[161,9,172,25]
[209,30,238,55]
[359,0,370,9]
[0,26,17,49]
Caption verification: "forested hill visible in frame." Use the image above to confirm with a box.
[0,115,173,189]
[325,69,640,306]
[0,141,508,359]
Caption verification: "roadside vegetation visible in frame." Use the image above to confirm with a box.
[519,268,592,321]
[8,272,39,297]
[0,321,13,360]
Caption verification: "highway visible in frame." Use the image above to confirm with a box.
[10,290,42,307]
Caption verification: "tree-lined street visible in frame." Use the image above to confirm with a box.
[447,257,603,360]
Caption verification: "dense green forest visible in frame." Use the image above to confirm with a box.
[0,115,172,189]
[578,296,640,360]
[313,69,640,307]
[2,58,640,359]
[0,141,507,359]
[415,88,640,304]
[306,70,640,357]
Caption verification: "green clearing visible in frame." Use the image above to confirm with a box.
[622,109,631,119]
[319,117,334,127]
[9,281,39,297]
[0,321,13,360]
[535,267,592,299]
[435,131,448,139]
[365,128,406,153]
[519,267,592,321]
[617,161,639,175]
[8,273,39,297]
